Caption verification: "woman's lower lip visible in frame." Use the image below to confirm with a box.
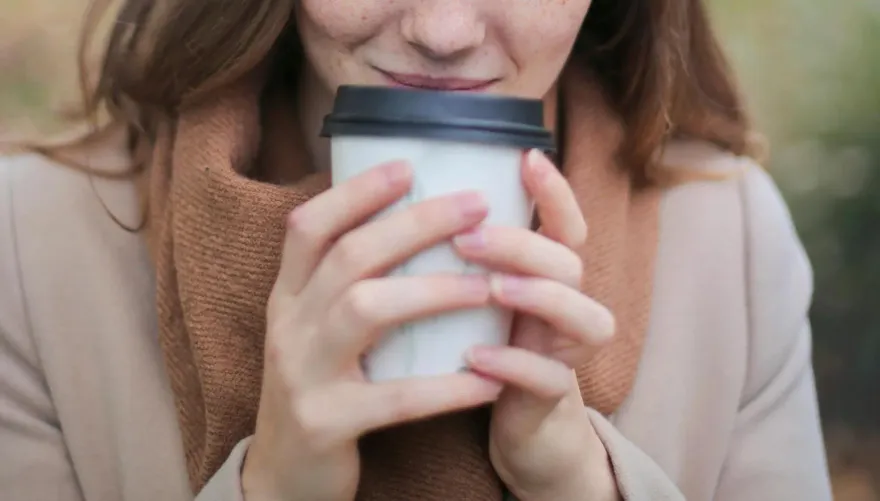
[377,69,496,91]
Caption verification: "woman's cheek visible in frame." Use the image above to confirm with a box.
[501,0,590,59]
[492,1,591,97]
[296,0,399,47]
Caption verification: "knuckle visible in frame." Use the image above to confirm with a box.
[266,291,283,321]
[340,282,378,326]
[573,218,588,246]
[412,199,449,230]
[263,335,287,369]
[566,254,584,287]
[384,385,419,424]
[286,207,315,239]
[290,396,337,452]
[266,295,301,337]
[285,207,304,231]
[330,235,367,275]
[266,336,308,392]
[598,308,617,342]
[584,301,616,345]
[552,368,576,397]
[543,279,568,305]
[266,288,293,323]
[545,384,569,401]
[537,365,575,401]
[286,207,329,253]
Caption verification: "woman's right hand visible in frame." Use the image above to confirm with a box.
[241,161,503,501]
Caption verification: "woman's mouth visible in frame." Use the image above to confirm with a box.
[375,68,498,91]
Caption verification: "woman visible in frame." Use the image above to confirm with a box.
[0,0,833,500]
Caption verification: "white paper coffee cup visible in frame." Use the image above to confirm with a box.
[321,86,555,382]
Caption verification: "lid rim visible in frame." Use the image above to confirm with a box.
[322,121,555,152]
[321,85,554,150]
[322,115,552,136]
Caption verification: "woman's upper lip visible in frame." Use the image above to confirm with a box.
[376,69,497,91]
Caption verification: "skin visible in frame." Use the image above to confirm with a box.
[244,2,620,501]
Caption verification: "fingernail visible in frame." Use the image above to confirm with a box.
[457,192,488,218]
[466,345,500,365]
[454,229,487,250]
[491,274,526,299]
[383,162,411,186]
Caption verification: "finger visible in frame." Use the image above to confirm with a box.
[310,274,492,380]
[453,226,582,288]
[465,345,573,401]
[304,191,489,304]
[276,161,412,295]
[294,374,502,449]
[522,149,587,248]
[490,275,615,347]
[466,346,578,433]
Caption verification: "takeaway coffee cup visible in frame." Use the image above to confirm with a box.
[321,85,555,382]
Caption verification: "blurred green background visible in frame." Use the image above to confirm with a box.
[1,0,879,498]
[711,2,880,497]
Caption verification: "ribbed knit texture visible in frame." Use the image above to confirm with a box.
[146,63,662,498]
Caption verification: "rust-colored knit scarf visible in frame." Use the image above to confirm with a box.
[146,63,661,497]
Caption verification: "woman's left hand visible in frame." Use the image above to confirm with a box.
[453,150,620,501]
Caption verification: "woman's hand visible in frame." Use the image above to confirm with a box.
[454,150,621,501]
[242,161,502,501]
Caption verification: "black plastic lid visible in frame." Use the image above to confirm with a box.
[320,85,555,152]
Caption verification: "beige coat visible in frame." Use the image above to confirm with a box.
[0,141,832,501]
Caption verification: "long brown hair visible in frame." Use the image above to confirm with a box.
[39,0,760,185]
